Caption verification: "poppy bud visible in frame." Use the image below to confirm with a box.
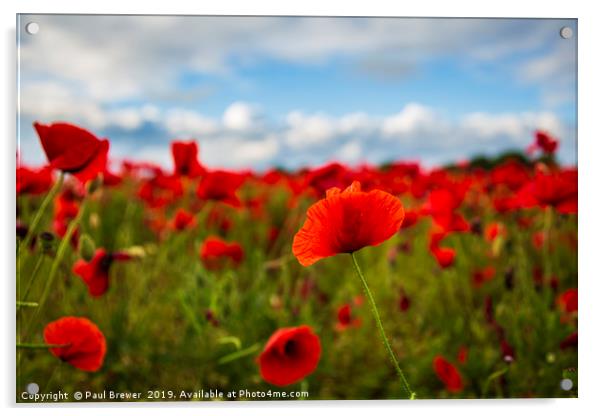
[205,309,219,327]
[470,217,482,235]
[39,231,56,255]
[78,234,96,262]
[86,175,103,195]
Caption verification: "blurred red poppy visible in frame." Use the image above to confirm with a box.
[33,122,109,183]
[484,222,506,242]
[73,248,132,297]
[171,208,196,231]
[428,230,455,268]
[16,165,54,195]
[432,247,456,268]
[400,209,420,229]
[527,130,559,155]
[196,170,246,207]
[43,316,107,371]
[335,304,361,331]
[457,346,469,365]
[433,355,463,393]
[199,236,244,270]
[472,266,496,288]
[399,289,411,312]
[137,169,183,209]
[557,288,578,313]
[258,325,321,386]
[53,188,81,247]
[515,169,577,214]
[171,140,205,178]
[426,188,469,233]
[560,332,578,350]
[293,181,404,266]
[490,160,530,191]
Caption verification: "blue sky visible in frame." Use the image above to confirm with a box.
[18,15,577,171]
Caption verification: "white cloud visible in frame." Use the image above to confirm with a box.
[461,111,565,143]
[338,141,363,163]
[164,109,218,137]
[285,112,337,148]
[20,81,161,131]
[19,16,574,105]
[222,102,262,131]
[382,103,440,138]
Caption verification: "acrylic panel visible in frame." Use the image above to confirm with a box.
[16,15,577,402]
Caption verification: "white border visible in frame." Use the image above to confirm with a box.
[2,1,601,415]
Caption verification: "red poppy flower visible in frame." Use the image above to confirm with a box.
[171,140,205,178]
[196,170,246,207]
[457,346,469,365]
[431,246,456,268]
[557,288,578,313]
[137,169,183,209]
[258,325,321,387]
[171,208,196,231]
[303,162,353,196]
[53,188,81,247]
[490,160,530,191]
[33,122,109,183]
[205,206,234,234]
[527,130,559,155]
[399,290,411,312]
[43,316,107,371]
[72,248,132,297]
[532,231,546,250]
[400,209,420,229]
[426,188,469,233]
[472,266,496,288]
[484,222,506,242]
[199,236,244,270]
[560,332,578,349]
[335,304,361,331]
[515,169,577,214]
[292,181,404,267]
[433,355,463,393]
[16,165,54,195]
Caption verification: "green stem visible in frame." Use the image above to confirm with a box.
[17,343,68,349]
[350,252,415,399]
[16,301,38,308]
[543,206,554,279]
[18,172,64,255]
[218,343,261,365]
[24,198,88,340]
[19,255,46,308]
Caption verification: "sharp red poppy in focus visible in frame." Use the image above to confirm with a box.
[292,181,405,266]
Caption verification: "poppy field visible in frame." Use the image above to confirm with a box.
[16,122,577,401]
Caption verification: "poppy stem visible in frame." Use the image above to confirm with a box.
[350,252,416,400]
[24,198,89,340]
[16,301,38,308]
[18,172,64,255]
[16,342,69,349]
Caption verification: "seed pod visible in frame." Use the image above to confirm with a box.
[39,231,55,255]
[78,234,96,261]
